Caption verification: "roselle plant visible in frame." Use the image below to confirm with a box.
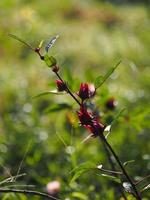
[8,34,149,200]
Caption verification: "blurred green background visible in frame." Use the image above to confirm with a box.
[0,0,150,199]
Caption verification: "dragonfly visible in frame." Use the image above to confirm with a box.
[45,35,59,52]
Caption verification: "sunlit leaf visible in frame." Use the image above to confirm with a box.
[38,40,44,49]
[98,173,121,184]
[70,162,96,184]
[32,90,67,98]
[72,192,88,200]
[44,54,57,67]
[94,60,121,89]
[141,183,150,192]
[123,160,135,167]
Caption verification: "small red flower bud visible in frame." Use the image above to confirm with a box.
[56,79,67,91]
[106,97,117,110]
[77,83,95,101]
[52,65,59,73]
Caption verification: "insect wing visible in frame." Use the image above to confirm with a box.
[45,35,59,52]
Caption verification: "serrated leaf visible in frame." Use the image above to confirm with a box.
[123,160,135,167]
[70,162,96,184]
[94,60,121,89]
[8,34,34,50]
[32,90,67,98]
[45,103,71,113]
[44,54,57,67]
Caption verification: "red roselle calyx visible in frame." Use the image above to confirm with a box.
[56,79,67,91]
[77,83,95,101]
[77,107,92,126]
[77,106,105,137]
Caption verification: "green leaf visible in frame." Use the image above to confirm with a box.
[45,103,71,113]
[111,108,126,127]
[72,192,88,200]
[94,75,103,89]
[8,34,34,50]
[123,160,135,167]
[44,54,57,68]
[70,162,96,184]
[32,90,67,98]
[105,108,126,138]
[97,173,121,184]
[94,60,121,89]
[38,40,44,49]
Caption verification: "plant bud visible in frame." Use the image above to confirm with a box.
[106,97,117,110]
[77,83,95,101]
[56,79,67,91]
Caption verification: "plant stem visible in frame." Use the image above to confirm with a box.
[101,136,141,200]
[100,137,128,200]
[55,72,81,106]
[0,188,60,200]
[54,69,127,199]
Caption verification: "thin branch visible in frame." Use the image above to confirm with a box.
[99,167,122,175]
[135,174,150,186]
[0,188,61,200]
[0,173,26,186]
[102,136,142,200]
[100,137,127,200]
